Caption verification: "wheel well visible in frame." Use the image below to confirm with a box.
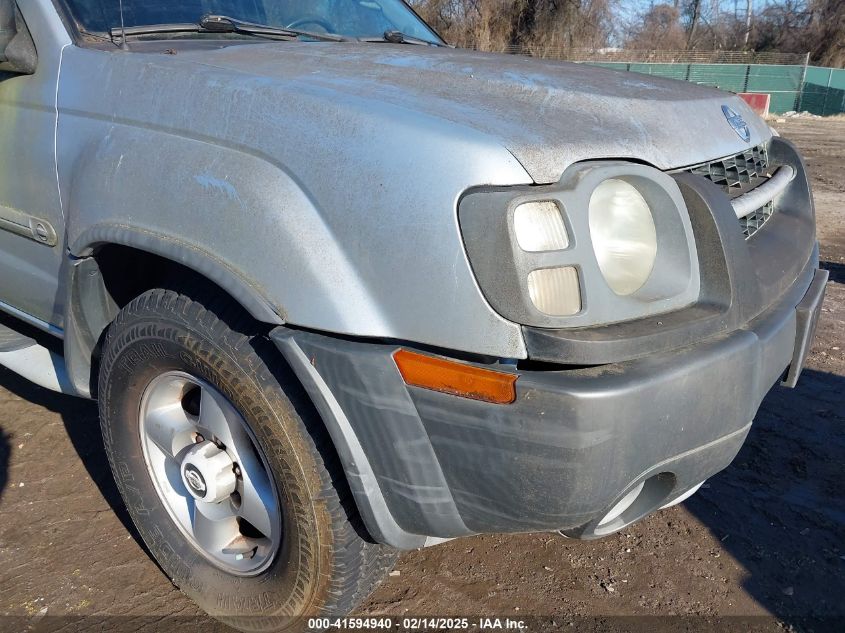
[95,244,197,309]
[74,244,269,397]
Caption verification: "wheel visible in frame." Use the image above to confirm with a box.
[97,287,397,631]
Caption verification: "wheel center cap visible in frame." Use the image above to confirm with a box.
[181,441,237,503]
[183,463,207,496]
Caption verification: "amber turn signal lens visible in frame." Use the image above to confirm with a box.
[393,349,517,405]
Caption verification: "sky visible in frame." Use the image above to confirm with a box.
[609,0,783,47]
[618,0,777,19]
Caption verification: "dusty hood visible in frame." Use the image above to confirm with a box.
[173,42,772,183]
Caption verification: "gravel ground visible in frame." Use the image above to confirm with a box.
[0,118,843,633]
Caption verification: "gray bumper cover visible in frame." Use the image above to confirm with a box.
[270,259,825,548]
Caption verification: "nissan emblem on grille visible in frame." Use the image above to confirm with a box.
[722,105,751,142]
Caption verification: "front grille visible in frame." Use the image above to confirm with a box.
[689,145,769,196]
[678,144,775,239]
[738,200,774,239]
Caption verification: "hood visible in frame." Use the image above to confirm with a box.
[171,43,771,184]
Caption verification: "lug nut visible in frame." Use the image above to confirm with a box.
[233,465,242,477]
[235,547,257,561]
[194,434,205,443]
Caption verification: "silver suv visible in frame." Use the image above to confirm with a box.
[0,0,826,630]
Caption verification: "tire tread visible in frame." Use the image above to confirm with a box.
[99,286,397,627]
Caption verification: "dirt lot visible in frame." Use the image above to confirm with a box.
[0,119,843,633]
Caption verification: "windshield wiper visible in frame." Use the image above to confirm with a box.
[359,30,443,46]
[109,22,204,40]
[109,14,347,44]
[199,15,349,42]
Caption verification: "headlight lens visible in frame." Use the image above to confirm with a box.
[588,179,658,295]
[458,162,699,329]
[513,201,569,252]
[527,267,581,316]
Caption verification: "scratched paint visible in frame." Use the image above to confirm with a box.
[194,173,241,201]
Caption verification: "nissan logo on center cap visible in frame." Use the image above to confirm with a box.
[184,464,207,498]
[722,105,751,142]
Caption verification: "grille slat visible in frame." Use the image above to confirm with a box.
[681,144,774,239]
[738,201,774,238]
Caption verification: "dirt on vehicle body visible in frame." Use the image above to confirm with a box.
[0,0,837,629]
[0,119,841,632]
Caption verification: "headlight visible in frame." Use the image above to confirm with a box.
[458,162,699,329]
[513,201,569,252]
[588,179,658,295]
[527,267,581,316]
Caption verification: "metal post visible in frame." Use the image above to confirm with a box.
[821,67,833,116]
[795,52,810,112]
[743,0,752,47]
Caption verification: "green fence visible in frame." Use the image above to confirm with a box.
[583,62,845,116]
[801,66,845,116]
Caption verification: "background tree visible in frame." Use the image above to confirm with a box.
[410,0,845,67]
[626,4,687,50]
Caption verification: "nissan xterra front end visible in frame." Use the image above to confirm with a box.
[0,0,825,630]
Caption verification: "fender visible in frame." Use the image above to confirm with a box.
[58,125,363,395]
[56,45,532,367]
[58,115,392,335]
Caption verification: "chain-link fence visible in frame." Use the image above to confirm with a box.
[586,62,845,115]
[464,46,808,66]
[802,66,845,116]
[588,61,811,113]
[460,46,845,116]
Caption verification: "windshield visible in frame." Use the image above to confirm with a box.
[63,0,443,44]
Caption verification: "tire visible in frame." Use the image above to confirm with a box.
[97,287,397,631]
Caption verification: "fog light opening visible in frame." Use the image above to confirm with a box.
[598,481,644,527]
[592,472,677,537]
[660,481,705,510]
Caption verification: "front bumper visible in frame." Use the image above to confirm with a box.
[271,259,825,548]
[271,137,824,549]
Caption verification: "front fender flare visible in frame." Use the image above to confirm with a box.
[70,224,286,324]
[63,227,286,398]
